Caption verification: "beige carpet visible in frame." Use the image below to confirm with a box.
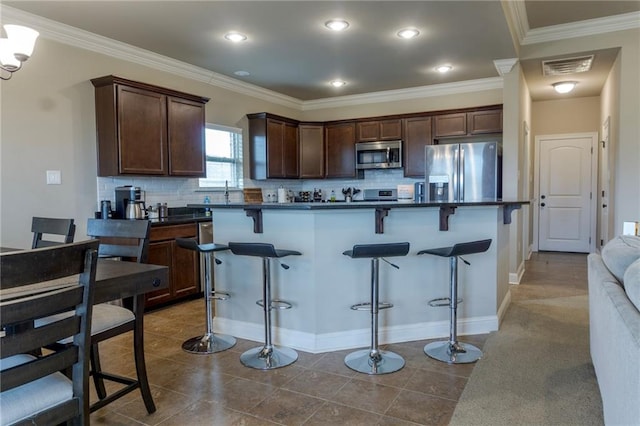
[450,293,603,425]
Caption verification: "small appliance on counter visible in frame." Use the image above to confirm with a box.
[115,185,146,219]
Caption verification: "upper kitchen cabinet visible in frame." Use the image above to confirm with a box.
[248,113,299,180]
[356,119,402,142]
[325,122,359,179]
[433,107,503,138]
[298,123,325,179]
[403,116,433,177]
[91,75,209,177]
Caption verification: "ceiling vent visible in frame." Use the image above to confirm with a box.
[542,55,594,76]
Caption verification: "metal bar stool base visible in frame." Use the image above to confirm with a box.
[345,349,405,375]
[182,333,236,354]
[424,341,482,364]
[240,345,298,370]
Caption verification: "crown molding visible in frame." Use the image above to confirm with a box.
[522,11,640,45]
[0,5,303,110]
[302,77,503,111]
[494,58,518,76]
[501,0,529,47]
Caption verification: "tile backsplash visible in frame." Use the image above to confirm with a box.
[97,169,423,210]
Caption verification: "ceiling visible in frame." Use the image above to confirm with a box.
[3,1,639,102]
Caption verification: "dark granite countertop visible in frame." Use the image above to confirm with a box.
[187,199,529,210]
[148,207,210,227]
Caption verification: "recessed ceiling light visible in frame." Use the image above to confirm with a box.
[330,79,347,87]
[234,70,250,77]
[224,32,247,42]
[435,65,453,73]
[397,28,420,39]
[325,19,349,31]
[553,81,577,94]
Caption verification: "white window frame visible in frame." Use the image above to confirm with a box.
[199,123,243,189]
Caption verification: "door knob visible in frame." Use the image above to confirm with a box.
[541,203,546,207]
[541,195,546,199]
[603,204,608,208]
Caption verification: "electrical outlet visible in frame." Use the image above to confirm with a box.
[46,170,61,185]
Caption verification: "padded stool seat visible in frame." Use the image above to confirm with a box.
[343,242,409,375]
[418,239,491,364]
[176,238,235,354]
[228,242,301,370]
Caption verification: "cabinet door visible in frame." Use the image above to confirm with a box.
[379,119,402,140]
[117,85,167,175]
[356,121,379,142]
[167,96,206,176]
[283,122,299,178]
[299,124,324,178]
[325,123,357,178]
[434,112,467,137]
[172,239,200,298]
[468,109,502,134]
[145,241,173,306]
[403,116,433,177]
[266,118,285,178]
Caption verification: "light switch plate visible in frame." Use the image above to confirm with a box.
[46,170,61,185]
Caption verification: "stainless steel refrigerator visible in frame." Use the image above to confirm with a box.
[424,141,502,202]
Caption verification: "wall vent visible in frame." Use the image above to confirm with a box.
[542,55,594,76]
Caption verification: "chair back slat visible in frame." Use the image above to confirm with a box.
[31,217,76,248]
[86,219,150,263]
[0,240,98,425]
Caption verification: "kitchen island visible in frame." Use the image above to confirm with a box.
[188,200,526,353]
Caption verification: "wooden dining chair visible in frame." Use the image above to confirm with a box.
[31,216,76,248]
[84,219,156,414]
[0,240,99,426]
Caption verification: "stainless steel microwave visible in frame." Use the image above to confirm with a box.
[355,140,403,170]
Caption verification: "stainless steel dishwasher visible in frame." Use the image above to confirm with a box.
[198,221,214,292]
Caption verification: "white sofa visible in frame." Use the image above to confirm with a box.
[588,235,640,425]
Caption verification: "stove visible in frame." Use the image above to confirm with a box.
[363,188,397,201]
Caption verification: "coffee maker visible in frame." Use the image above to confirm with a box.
[115,186,145,219]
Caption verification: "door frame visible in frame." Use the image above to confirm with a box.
[533,132,598,253]
[599,117,611,250]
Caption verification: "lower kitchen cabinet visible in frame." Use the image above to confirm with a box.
[145,223,200,308]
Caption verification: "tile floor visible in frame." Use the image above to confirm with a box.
[90,251,588,425]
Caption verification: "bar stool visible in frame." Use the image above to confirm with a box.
[228,242,301,370]
[176,238,236,354]
[417,239,492,364]
[342,242,410,375]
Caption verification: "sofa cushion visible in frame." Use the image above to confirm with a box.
[624,258,640,311]
[601,235,640,284]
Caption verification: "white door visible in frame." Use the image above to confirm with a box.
[599,118,610,248]
[536,133,597,252]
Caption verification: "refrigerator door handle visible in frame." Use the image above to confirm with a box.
[453,147,459,202]
[459,146,465,202]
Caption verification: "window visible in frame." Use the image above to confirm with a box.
[199,124,243,188]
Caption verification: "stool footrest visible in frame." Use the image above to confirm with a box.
[256,299,292,310]
[209,291,230,301]
[350,302,393,311]
[427,297,462,307]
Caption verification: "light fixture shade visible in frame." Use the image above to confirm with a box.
[224,32,247,42]
[330,79,347,87]
[397,28,420,39]
[4,25,39,60]
[0,39,21,70]
[325,20,349,31]
[553,81,577,94]
[435,65,453,73]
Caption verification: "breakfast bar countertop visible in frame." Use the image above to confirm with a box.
[187,199,528,210]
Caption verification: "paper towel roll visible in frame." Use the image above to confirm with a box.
[278,187,288,203]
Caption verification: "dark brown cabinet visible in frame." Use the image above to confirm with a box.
[403,116,433,177]
[468,109,503,134]
[356,119,402,142]
[325,122,357,178]
[299,123,325,178]
[434,108,503,138]
[248,113,299,179]
[146,223,200,308]
[91,75,209,177]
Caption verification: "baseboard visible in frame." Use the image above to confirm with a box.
[497,289,512,325]
[213,316,499,354]
[509,260,526,284]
